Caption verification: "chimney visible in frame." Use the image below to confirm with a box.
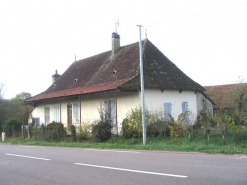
[52,70,60,84]
[112,32,120,55]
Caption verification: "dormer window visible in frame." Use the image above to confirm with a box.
[112,70,117,75]
[75,79,78,83]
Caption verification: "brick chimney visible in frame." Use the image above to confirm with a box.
[52,70,60,84]
[112,32,120,55]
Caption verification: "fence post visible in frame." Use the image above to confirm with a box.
[22,125,25,139]
[27,125,30,139]
[12,126,14,137]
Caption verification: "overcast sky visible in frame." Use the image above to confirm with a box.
[0,0,247,99]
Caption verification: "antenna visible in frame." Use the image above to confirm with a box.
[145,29,147,39]
[75,54,76,62]
[115,20,119,33]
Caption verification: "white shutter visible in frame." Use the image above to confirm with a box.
[54,106,59,122]
[164,102,172,121]
[34,118,40,127]
[181,102,189,112]
[72,103,79,124]
[181,102,189,121]
[45,107,50,125]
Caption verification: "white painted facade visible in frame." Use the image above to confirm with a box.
[31,88,213,133]
[144,89,198,122]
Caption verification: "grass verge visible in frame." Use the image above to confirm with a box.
[1,135,247,154]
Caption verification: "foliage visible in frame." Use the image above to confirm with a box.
[169,113,186,139]
[0,90,32,132]
[91,103,112,142]
[121,106,154,138]
[198,110,213,143]
[77,122,91,141]
[3,118,22,137]
[146,111,170,137]
[71,125,77,142]
[33,122,66,142]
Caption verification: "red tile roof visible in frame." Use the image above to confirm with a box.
[204,83,247,109]
[26,39,205,103]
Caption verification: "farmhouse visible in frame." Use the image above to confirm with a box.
[25,32,213,134]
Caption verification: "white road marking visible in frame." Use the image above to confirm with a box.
[5,153,50,161]
[19,145,44,148]
[85,149,140,153]
[75,163,188,178]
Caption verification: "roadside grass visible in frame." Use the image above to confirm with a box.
[1,132,247,154]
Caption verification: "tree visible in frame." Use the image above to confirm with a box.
[10,92,32,124]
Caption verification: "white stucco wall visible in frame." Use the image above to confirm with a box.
[196,92,214,114]
[31,88,205,132]
[144,89,198,122]
[31,91,140,133]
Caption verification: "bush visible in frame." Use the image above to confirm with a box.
[45,122,66,142]
[78,123,91,141]
[147,119,170,137]
[33,122,66,142]
[3,118,22,137]
[91,103,112,142]
[122,106,155,138]
[71,125,77,142]
[92,120,112,142]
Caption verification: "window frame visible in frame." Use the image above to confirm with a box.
[54,105,60,122]
[72,102,80,124]
[163,101,172,121]
[181,101,189,122]
[45,106,50,125]
[33,117,40,127]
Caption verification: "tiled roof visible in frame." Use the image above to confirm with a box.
[204,83,247,109]
[26,39,204,103]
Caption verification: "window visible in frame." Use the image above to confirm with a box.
[33,117,40,127]
[181,102,189,122]
[105,100,116,125]
[164,102,172,121]
[54,105,59,122]
[45,107,50,125]
[72,103,79,124]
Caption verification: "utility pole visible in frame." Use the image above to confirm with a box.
[137,25,146,145]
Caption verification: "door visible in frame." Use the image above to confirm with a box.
[68,104,72,127]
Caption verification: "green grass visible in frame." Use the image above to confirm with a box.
[1,132,247,154]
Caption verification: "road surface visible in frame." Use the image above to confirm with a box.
[0,143,246,185]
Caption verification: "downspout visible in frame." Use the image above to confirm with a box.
[60,99,62,123]
[115,90,118,135]
[44,100,46,126]
[79,95,81,132]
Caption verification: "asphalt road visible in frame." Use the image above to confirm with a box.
[0,143,247,185]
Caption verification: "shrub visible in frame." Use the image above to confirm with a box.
[71,125,77,142]
[91,103,112,142]
[78,122,91,141]
[3,118,22,137]
[146,111,170,137]
[147,119,170,137]
[92,120,112,142]
[47,122,66,142]
[121,106,154,138]
[34,122,66,142]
